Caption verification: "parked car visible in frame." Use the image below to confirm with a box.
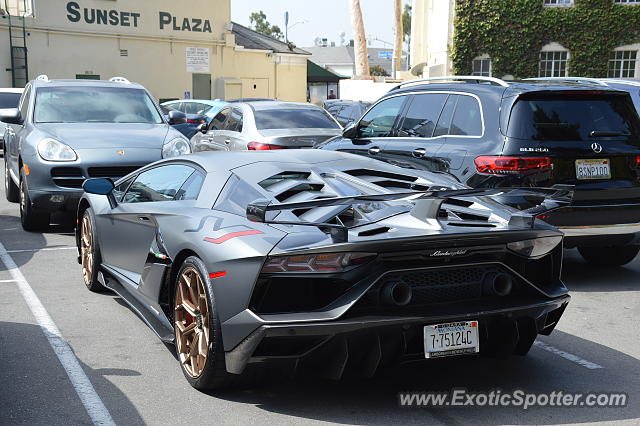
[160,105,207,139]
[1,75,190,231]
[323,99,371,127]
[161,99,228,124]
[0,87,24,153]
[190,101,342,152]
[76,149,571,390]
[319,76,640,266]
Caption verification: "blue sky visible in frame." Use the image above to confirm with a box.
[231,0,411,49]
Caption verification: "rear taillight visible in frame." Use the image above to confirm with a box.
[247,142,285,150]
[475,156,552,175]
[634,155,640,168]
[261,252,376,273]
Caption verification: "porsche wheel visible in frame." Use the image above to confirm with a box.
[173,256,239,390]
[19,167,49,231]
[5,159,19,202]
[80,208,106,292]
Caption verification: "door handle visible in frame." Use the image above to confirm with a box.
[368,146,381,155]
[138,216,150,222]
[224,139,231,144]
[412,148,427,158]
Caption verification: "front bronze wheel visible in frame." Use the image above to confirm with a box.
[174,265,210,378]
[80,208,105,292]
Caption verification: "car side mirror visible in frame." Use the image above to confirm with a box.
[197,123,208,134]
[342,123,358,139]
[168,110,187,125]
[0,108,23,125]
[83,178,118,208]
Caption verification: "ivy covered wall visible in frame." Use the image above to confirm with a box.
[451,0,640,78]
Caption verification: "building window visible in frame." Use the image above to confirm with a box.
[543,0,573,6]
[472,57,492,76]
[613,0,640,4]
[608,51,637,78]
[538,51,568,77]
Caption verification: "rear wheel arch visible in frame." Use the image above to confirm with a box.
[160,248,202,320]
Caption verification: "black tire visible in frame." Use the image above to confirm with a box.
[80,208,106,292]
[173,256,245,391]
[4,159,19,203]
[578,245,640,267]
[19,167,50,231]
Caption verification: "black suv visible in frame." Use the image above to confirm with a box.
[319,76,640,266]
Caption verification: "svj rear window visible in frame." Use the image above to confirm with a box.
[506,93,640,141]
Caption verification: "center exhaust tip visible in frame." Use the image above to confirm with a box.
[483,272,513,297]
[381,281,412,306]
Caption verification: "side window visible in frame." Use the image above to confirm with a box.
[224,109,243,132]
[19,85,31,120]
[113,176,135,202]
[433,95,458,137]
[336,106,353,123]
[175,170,205,201]
[209,108,230,131]
[122,165,195,203]
[398,93,448,138]
[357,96,406,138]
[450,95,483,136]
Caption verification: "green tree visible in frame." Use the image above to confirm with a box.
[369,65,390,76]
[249,10,284,41]
[402,4,411,43]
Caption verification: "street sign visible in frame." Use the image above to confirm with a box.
[378,51,393,59]
[184,91,191,99]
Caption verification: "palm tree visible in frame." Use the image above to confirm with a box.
[350,0,370,78]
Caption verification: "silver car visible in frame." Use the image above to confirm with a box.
[1,76,190,230]
[190,101,342,152]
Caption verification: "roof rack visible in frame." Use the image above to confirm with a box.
[523,77,609,87]
[392,76,510,90]
[109,76,131,84]
[35,74,50,82]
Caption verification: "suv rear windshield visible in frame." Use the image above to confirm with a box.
[0,92,21,109]
[507,93,640,141]
[254,108,340,130]
[34,86,163,124]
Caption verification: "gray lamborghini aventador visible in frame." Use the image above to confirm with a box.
[75,150,573,390]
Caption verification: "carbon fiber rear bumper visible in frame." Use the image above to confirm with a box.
[224,296,570,376]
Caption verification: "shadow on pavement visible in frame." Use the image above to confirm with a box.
[212,330,638,425]
[0,321,145,425]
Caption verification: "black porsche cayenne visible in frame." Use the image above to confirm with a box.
[319,76,640,266]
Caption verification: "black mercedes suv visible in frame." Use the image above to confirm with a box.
[319,76,640,266]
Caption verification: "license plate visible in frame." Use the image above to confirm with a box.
[575,159,611,180]
[424,321,479,359]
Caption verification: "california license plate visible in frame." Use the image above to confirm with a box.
[575,159,611,180]
[424,321,479,359]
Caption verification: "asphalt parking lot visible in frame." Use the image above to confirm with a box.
[0,172,638,425]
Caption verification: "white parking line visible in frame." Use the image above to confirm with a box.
[7,246,76,253]
[534,340,603,370]
[0,242,115,426]
[0,279,18,283]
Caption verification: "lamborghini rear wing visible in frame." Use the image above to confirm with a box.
[246,185,574,242]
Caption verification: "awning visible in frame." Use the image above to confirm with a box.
[307,60,346,83]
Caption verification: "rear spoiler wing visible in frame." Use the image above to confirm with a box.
[246,185,574,243]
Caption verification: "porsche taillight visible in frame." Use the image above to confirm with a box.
[261,252,376,273]
[475,156,552,175]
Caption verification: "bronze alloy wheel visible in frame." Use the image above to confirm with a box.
[174,266,210,378]
[80,214,93,285]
